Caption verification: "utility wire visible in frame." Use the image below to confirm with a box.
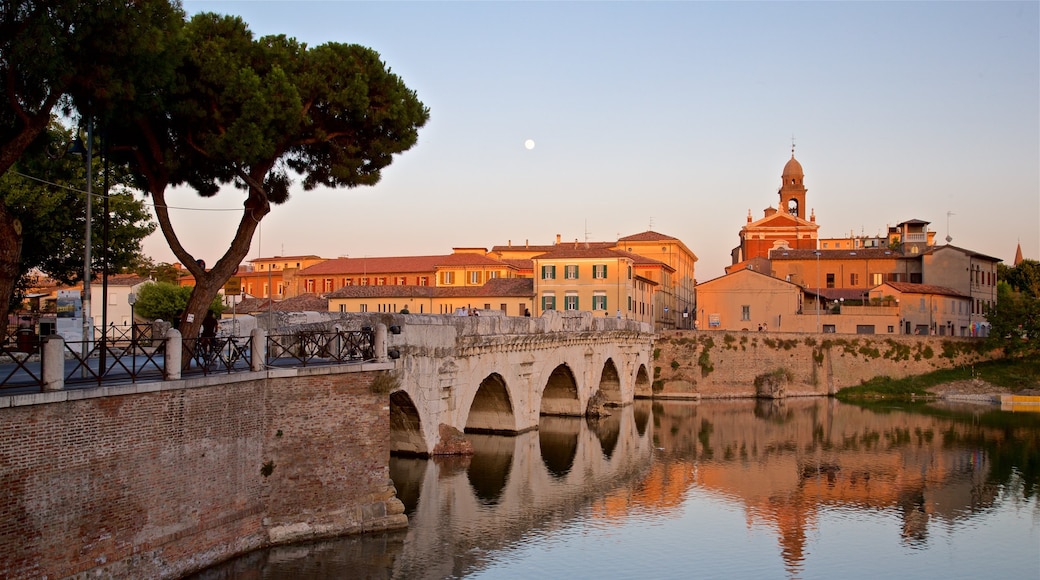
[10,170,245,212]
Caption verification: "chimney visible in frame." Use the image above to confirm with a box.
[508,239,511,247]
[555,234,561,245]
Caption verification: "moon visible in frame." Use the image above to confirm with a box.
[524,139,535,150]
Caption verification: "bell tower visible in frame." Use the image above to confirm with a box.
[778,147,807,218]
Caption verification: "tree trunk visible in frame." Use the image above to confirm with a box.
[0,204,24,340]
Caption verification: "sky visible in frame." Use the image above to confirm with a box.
[146,1,1040,281]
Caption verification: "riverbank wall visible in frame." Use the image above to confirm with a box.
[651,330,997,398]
[0,363,402,580]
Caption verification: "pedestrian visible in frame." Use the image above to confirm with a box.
[201,310,218,353]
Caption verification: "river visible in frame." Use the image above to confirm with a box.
[192,398,1040,579]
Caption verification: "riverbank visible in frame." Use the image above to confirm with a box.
[835,356,1040,401]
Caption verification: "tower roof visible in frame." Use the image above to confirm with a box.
[782,154,803,178]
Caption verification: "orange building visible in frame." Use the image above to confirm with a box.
[732,151,819,265]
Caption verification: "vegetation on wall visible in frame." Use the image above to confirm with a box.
[370,371,400,394]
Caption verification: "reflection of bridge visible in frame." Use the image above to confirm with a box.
[388,405,654,578]
[385,311,656,455]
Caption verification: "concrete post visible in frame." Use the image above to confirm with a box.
[251,328,266,372]
[41,335,65,392]
[165,329,182,381]
[375,324,388,362]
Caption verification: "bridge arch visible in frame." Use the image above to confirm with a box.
[634,364,652,398]
[389,390,427,456]
[539,416,580,479]
[540,364,582,416]
[597,358,623,405]
[465,373,517,434]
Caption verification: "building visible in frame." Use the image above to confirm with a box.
[696,268,902,334]
[240,255,327,299]
[327,277,533,316]
[530,244,657,325]
[708,151,1001,335]
[869,282,973,336]
[919,245,999,328]
[297,253,520,297]
[492,231,697,330]
[616,231,698,329]
[732,151,819,264]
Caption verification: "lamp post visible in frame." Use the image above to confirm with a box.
[69,118,94,369]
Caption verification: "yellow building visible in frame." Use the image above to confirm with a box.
[616,231,697,329]
[492,230,697,329]
[530,245,657,325]
[326,277,533,316]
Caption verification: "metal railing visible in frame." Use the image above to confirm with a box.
[266,329,375,367]
[0,327,379,392]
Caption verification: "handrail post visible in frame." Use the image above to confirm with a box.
[375,324,388,362]
[165,329,182,381]
[250,328,266,372]
[42,335,65,391]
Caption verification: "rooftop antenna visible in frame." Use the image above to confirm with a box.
[946,211,954,244]
[584,219,591,243]
[648,216,654,231]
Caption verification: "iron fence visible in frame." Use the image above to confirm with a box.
[0,327,377,392]
[266,329,375,367]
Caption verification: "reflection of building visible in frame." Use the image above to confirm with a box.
[635,400,1005,572]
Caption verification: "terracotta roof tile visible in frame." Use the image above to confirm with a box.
[300,253,514,276]
[533,246,631,260]
[879,281,967,298]
[327,278,533,300]
[617,230,678,242]
[272,293,329,311]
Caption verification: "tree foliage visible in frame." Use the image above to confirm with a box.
[1,4,428,346]
[110,12,429,342]
[133,282,223,322]
[0,0,184,333]
[1,122,155,309]
[986,260,1040,356]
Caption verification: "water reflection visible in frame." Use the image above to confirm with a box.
[191,399,1039,579]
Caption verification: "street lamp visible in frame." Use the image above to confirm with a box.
[69,118,94,367]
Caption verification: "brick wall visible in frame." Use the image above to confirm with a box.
[0,365,402,579]
[652,330,996,398]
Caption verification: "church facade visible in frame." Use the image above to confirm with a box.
[731,152,819,266]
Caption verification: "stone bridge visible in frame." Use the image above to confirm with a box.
[384,311,656,455]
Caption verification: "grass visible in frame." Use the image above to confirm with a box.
[836,356,1040,401]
